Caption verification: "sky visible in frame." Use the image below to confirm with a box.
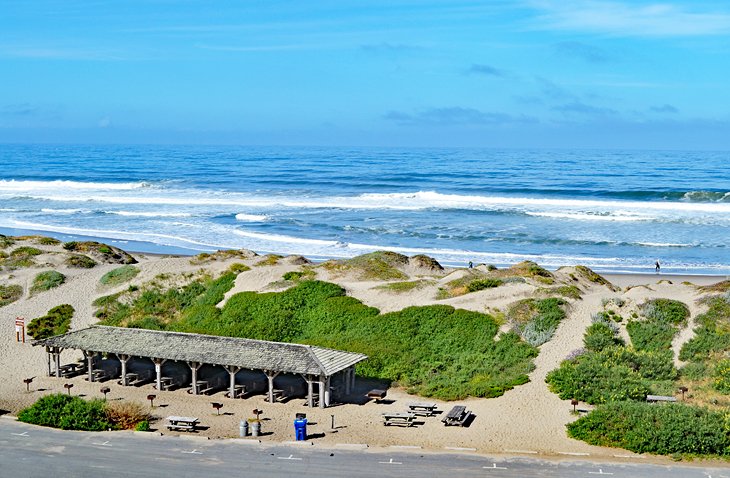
[1,0,729,149]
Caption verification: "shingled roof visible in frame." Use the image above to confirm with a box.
[35,326,367,377]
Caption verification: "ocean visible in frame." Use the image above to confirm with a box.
[1,144,728,275]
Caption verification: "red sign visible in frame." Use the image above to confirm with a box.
[15,318,25,326]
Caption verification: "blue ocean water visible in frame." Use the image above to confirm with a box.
[1,144,729,274]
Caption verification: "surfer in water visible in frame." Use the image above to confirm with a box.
[655,261,660,273]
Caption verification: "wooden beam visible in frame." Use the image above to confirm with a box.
[226,366,241,398]
[153,358,166,391]
[118,354,130,386]
[264,370,280,404]
[188,362,202,395]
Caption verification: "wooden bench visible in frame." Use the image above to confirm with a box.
[441,405,472,426]
[366,389,387,402]
[382,412,416,427]
[646,395,677,403]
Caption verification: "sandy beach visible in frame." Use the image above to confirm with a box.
[1,237,726,461]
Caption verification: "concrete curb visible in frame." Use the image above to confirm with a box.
[444,446,476,452]
[132,431,163,437]
[0,415,18,421]
[177,434,210,442]
[504,449,538,454]
[335,443,369,450]
[229,439,262,445]
[389,445,422,449]
[282,440,314,446]
[558,452,590,456]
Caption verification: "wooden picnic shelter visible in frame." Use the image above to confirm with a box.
[34,326,367,408]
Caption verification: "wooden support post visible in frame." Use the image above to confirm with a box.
[350,366,356,390]
[153,358,166,391]
[118,354,130,386]
[344,368,351,395]
[189,362,202,395]
[87,352,95,382]
[325,376,331,407]
[53,348,62,378]
[318,375,326,409]
[265,370,280,403]
[307,375,314,408]
[226,366,241,398]
[46,347,52,377]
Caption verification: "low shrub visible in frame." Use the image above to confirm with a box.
[18,394,114,431]
[27,304,75,339]
[65,254,97,268]
[255,254,283,266]
[679,295,730,363]
[467,278,503,292]
[567,401,730,456]
[31,270,65,294]
[574,265,615,290]
[0,234,15,248]
[375,280,431,293]
[100,265,139,286]
[10,246,43,257]
[584,323,624,352]
[0,284,23,307]
[713,359,730,394]
[509,297,567,346]
[229,262,251,274]
[104,401,151,430]
[627,320,677,352]
[641,299,690,326]
[135,420,151,431]
[37,236,61,245]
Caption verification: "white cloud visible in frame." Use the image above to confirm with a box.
[528,1,730,36]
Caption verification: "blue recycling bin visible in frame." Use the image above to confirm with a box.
[294,418,307,441]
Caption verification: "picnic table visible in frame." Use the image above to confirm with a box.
[407,402,438,416]
[264,389,285,402]
[382,412,416,427]
[366,389,387,403]
[225,384,246,399]
[167,416,199,432]
[441,405,472,427]
[59,363,80,378]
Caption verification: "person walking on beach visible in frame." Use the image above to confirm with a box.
[468,261,473,269]
[655,261,660,273]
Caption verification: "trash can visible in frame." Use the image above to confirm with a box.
[295,413,306,420]
[294,418,307,441]
[250,420,261,437]
[239,420,248,437]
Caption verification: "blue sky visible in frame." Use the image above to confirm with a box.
[1,0,729,149]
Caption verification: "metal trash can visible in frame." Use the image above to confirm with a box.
[250,420,261,437]
[239,420,248,437]
[294,418,307,441]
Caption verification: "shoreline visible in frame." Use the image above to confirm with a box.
[3,226,729,280]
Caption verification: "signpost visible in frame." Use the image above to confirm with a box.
[15,317,25,343]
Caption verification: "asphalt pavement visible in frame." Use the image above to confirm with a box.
[0,418,727,478]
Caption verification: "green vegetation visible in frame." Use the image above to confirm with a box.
[467,278,503,292]
[584,322,624,352]
[642,299,690,325]
[100,265,139,286]
[539,285,582,300]
[63,241,136,264]
[27,304,74,340]
[65,254,97,268]
[229,262,251,274]
[322,251,408,281]
[31,270,66,294]
[508,297,567,346]
[573,265,615,290]
[0,245,43,268]
[37,236,61,245]
[0,234,15,248]
[190,249,254,265]
[96,278,538,400]
[714,359,730,394]
[680,294,730,363]
[255,254,283,266]
[10,246,42,256]
[283,269,316,282]
[18,394,150,431]
[0,284,23,307]
[624,299,688,352]
[375,279,432,293]
[567,401,730,456]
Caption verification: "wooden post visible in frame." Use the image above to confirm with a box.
[226,366,240,398]
[189,362,202,395]
[350,366,356,391]
[87,352,95,382]
[54,348,62,378]
[344,369,351,395]
[153,358,166,391]
[265,371,280,403]
[318,375,326,409]
[325,376,331,407]
[118,354,129,386]
[46,347,52,377]
[307,375,314,408]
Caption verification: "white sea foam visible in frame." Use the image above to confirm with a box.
[235,213,269,222]
[40,208,87,214]
[105,211,193,218]
[0,179,151,191]
[525,211,650,222]
[636,242,692,248]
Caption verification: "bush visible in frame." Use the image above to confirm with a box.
[100,278,538,401]
[135,420,151,431]
[104,401,150,430]
[10,246,43,257]
[31,270,65,294]
[376,280,431,293]
[100,265,139,286]
[567,401,730,456]
[283,271,305,281]
[229,262,251,274]
[467,278,503,292]
[679,296,730,363]
[65,254,97,268]
[509,298,567,346]
[584,323,624,352]
[627,320,677,352]
[0,284,23,307]
[18,394,114,431]
[713,359,730,394]
[27,304,75,339]
[37,236,61,245]
[641,299,690,326]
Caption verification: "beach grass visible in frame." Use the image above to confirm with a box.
[0,284,23,307]
[26,304,74,340]
[100,265,139,286]
[31,270,66,294]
